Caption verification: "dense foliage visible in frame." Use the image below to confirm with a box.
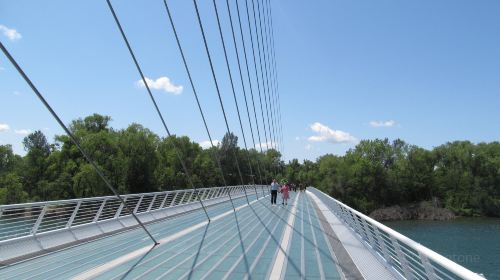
[0,114,283,204]
[1,114,498,217]
[284,139,500,217]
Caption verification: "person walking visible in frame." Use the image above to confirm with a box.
[270,179,279,205]
[281,183,290,205]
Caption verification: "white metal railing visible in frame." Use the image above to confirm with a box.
[309,188,486,280]
[0,185,269,242]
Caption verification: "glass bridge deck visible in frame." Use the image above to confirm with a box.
[0,192,341,280]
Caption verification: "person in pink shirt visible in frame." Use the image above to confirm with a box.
[280,183,290,205]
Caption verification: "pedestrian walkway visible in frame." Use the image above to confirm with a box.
[0,192,342,280]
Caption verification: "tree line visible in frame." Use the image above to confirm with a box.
[1,114,498,217]
[284,139,500,217]
[0,114,282,205]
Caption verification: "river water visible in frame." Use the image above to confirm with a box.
[385,218,500,280]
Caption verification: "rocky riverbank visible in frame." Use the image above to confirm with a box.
[369,201,456,221]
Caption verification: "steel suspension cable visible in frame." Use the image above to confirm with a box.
[244,0,276,179]
[265,0,284,158]
[262,0,282,155]
[0,41,159,245]
[256,0,278,153]
[162,0,243,210]
[211,0,260,199]
[225,0,265,187]
[245,0,277,177]
[105,0,211,222]
[243,0,270,153]
[266,0,284,158]
[251,0,275,153]
[191,0,252,204]
[234,0,267,183]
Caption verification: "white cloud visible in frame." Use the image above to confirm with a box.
[136,76,183,95]
[13,91,21,96]
[305,144,312,150]
[308,122,357,144]
[0,25,22,41]
[369,120,396,127]
[255,141,278,150]
[0,123,10,132]
[0,66,5,71]
[295,136,300,141]
[14,129,31,135]
[199,140,220,149]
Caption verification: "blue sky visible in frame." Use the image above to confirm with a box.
[1,0,499,161]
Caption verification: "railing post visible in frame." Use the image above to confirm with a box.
[115,197,127,218]
[133,196,143,214]
[362,219,376,248]
[197,188,202,199]
[205,189,213,200]
[419,251,437,280]
[94,199,107,222]
[211,188,218,199]
[31,205,48,235]
[179,192,187,205]
[147,195,157,212]
[169,192,179,207]
[209,188,217,199]
[187,191,194,202]
[353,214,366,239]
[159,193,169,209]
[67,201,81,228]
[348,210,362,235]
[390,235,413,279]
[374,227,393,265]
[215,188,221,198]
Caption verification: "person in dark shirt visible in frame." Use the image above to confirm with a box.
[270,179,279,205]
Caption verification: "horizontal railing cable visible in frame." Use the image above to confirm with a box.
[308,188,486,280]
[0,185,265,242]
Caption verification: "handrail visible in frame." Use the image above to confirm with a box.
[309,187,486,280]
[0,186,218,210]
[0,185,267,242]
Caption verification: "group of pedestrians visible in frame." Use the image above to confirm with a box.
[270,179,307,206]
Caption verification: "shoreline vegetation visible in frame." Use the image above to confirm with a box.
[1,114,499,220]
[370,201,456,221]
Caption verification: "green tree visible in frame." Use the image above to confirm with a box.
[118,124,159,193]
[22,131,51,199]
